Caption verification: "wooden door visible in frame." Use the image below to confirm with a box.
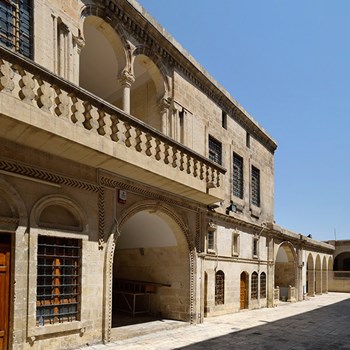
[240,272,247,310]
[0,234,11,350]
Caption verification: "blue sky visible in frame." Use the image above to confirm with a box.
[137,0,350,241]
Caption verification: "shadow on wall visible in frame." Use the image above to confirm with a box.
[177,297,350,350]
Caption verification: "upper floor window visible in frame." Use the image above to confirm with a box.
[0,0,32,58]
[221,111,227,129]
[251,166,260,207]
[209,136,222,165]
[207,222,216,252]
[233,153,243,199]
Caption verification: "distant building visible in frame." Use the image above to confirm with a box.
[0,1,335,349]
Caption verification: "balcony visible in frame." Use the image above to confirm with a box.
[0,47,225,204]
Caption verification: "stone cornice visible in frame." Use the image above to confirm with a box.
[102,0,277,153]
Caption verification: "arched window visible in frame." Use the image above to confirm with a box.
[215,270,225,305]
[251,272,258,300]
[260,272,266,298]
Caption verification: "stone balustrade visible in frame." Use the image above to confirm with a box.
[0,47,225,204]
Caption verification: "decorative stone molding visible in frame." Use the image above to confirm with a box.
[118,69,135,88]
[0,159,99,193]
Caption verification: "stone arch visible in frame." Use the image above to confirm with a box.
[240,271,249,310]
[315,254,322,294]
[103,200,195,342]
[132,46,170,98]
[0,177,27,229]
[274,241,297,301]
[130,47,170,131]
[79,11,128,107]
[30,195,87,233]
[306,253,315,296]
[334,252,350,271]
[322,256,327,293]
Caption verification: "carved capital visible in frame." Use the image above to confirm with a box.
[119,70,135,88]
[159,98,171,114]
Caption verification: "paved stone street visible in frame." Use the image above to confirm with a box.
[79,293,350,350]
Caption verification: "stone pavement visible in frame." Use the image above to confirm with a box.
[79,293,350,350]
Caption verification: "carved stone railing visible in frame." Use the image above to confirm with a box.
[287,286,296,302]
[274,286,280,303]
[0,47,225,202]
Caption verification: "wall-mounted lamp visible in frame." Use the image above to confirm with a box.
[226,200,236,215]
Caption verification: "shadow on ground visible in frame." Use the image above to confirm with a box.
[176,298,350,350]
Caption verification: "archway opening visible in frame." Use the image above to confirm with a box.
[334,252,350,271]
[131,54,165,130]
[240,271,249,310]
[80,16,125,108]
[306,253,315,297]
[112,209,190,329]
[274,243,296,301]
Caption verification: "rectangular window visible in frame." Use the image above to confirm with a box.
[0,0,32,58]
[251,166,260,207]
[232,232,240,256]
[36,236,81,326]
[221,111,227,129]
[209,135,222,165]
[253,237,259,257]
[207,230,214,251]
[246,132,250,148]
[233,153,243,199]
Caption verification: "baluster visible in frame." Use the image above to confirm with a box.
[172,147,178,168]
[37,80,53,112]
[0,59,15,92]
[110,115,119,142]
[83,102,99,131]
[54,87,70,118]
[135,127,143,152]
[145,133,153,157]
[193,159,198,177]
[124,122,132,147]
[19,70,35,102]
[155,139,162,160]
[179,151,185,171]
[164,144,170,164]
[71,96,85,125]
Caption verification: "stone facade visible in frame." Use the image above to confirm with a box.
[0,1,337,349]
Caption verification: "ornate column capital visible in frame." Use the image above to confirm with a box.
[119,70,135,88]
[159,97,171,114]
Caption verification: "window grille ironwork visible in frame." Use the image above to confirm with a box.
[0,0,32,58]
[251,272,258,300]
[251,166,260,207]
[215,270,225,305]
[36,236,81,326]
[233,153,243,199]
[260,272,266,298]
[209,136,222,165]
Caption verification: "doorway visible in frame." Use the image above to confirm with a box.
[0,233,11,350]
[240,272,248,310]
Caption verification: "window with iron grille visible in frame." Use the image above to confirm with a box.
[233,153,243,199]
[209,136,222,165]
[215,270,225,305]
[36,236,81,326]
[260,272,266,298]
[0,0,32,58]
[251,166,260,207]
[251,272,258,300]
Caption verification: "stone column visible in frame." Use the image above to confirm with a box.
[119,71,135,115]
[159,98,170,135]
[267,236,274,307]
[297,248,304,301]
[73,33,85,85]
